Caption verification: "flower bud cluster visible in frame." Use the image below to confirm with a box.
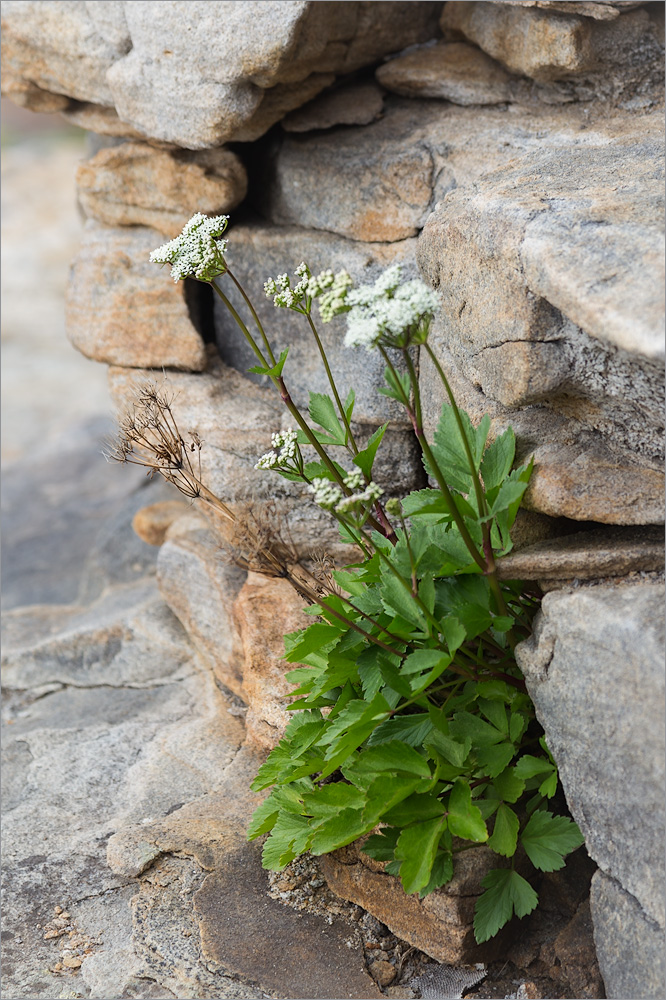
[309,474,384,516]
[255,429,300,472]
[150,213,229,282]
[307,269,353,323]
[264,263,311,309]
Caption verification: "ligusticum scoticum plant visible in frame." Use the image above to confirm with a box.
[136,214,585,944]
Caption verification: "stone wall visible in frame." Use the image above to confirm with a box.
[2,2,664,998]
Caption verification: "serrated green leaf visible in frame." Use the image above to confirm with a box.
[487,803,519,857]
[302,783,366,818]
[509,712,528,744]
[344,387,355,422]
[476,741,516,778]
[447,779,488,842]
[520,812,585,871]
[308,392,347,444]
[514,755,555,780]
[247,794,281,840]
[478,699,508,735]
[308,806,369,854]
[363,827,400,862]
[492,768,526,803]
[449,711,506,748]
[285,623,343,663]
[474,869,539,943]
[262,811,312,871]
[418,850,454,898]
[354,423,388,479]
[380,365,411,404]
[396,816,446,893]
[362,774,428,827]
[379,573,426,629]
[539,771,558,798]
[367,714,434,748]
[480,427,516,492]
[425,729,471,768]
[382,791,446,827]
[345,741,433,781]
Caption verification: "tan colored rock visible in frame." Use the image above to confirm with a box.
[282,80,385,132]
[498,1,646,20]
[132,500,191,547]
[440,1,662,90]
[231,72,336,143]
[319,839,511,965]
[1,0,128,106]
[76,142,247,238]
[369,959,396,987]
[377,42,513,105]
[496,525,665,580]
[233,573,311,750]
[61,100,147,138]
[66,222,207,371]
[1,73,69,111]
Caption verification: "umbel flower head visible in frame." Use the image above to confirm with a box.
[150,213,229,282]
[343,264,439,351]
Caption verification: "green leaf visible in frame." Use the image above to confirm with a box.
[480,427,516,492]
[247,794,281,840]
[362,774,428,826]
[308,806,370,854]
[418,850,454,898]
[539,771,558,798]
[428,405,488,493]
[382,791,446,827]
[474,869,539,943]
[478,699,508,735]
[285,623,343,663]
[379,573,426,629]
[447,779,488,842]
[520,812,585,872]
[344,741,433,781]
[425,729,471,768]
[475,742,516,778]
[367,714,434,748]
[354,423,388,480]
[247,347,290,378]
[363,827,400,862]
[262,810,312,870]
[344,387,355,423]
[379,365,411,404]
[396,816,446,893]
[492,767,526,803]
[487,803,519,857]
[449,711,506,748]
[514,755,555,780]
[308,392,347,445]
[302,783,366,818]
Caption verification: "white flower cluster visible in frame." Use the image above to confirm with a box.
[255,429,299,471]
[307,269,353,323]
[264,262,311,309]
[309,472,384,515]
[343,264,439,350]
[150,213,229,282]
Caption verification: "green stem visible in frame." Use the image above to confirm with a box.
[225,266,276,366]
[306,312,358,454]
[210,281,270,369]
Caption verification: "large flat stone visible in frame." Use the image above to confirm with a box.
[417,106,664,525]
[376,41,514,105]
[77,142,247,237]
[515,583,665,931]
[66,222,207,370]
[590,871,666,1000]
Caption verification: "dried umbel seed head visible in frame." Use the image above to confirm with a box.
[105,380,206,501]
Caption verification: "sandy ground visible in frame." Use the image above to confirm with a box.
[1,113,111,465]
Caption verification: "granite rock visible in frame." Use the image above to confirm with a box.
[590,871,666,1000]
[376,41,514,105]
[66,222,207,371]
[132,500,192,547]
[515,583,665,933]
[282,79,385,132]
[417,105,664,524]
[440,1,663,99]
[2,1,439,148]
[76,142,247,237]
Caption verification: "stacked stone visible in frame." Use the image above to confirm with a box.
[2,3,664,998]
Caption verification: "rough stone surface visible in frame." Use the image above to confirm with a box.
[590,871,666,1000]
[440,1,664,98]
[232,573,310,750]
[496,524,665,580]
[213,218,421,426]
[282,79,385,132]
[132,500,192,547]
[76,142,247,237]
[320,839,513,966]
[515,581,665,983]
[66,222,207,370]
[417,105,664,524]
[377,41,514,105]
[2,1,441,148]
